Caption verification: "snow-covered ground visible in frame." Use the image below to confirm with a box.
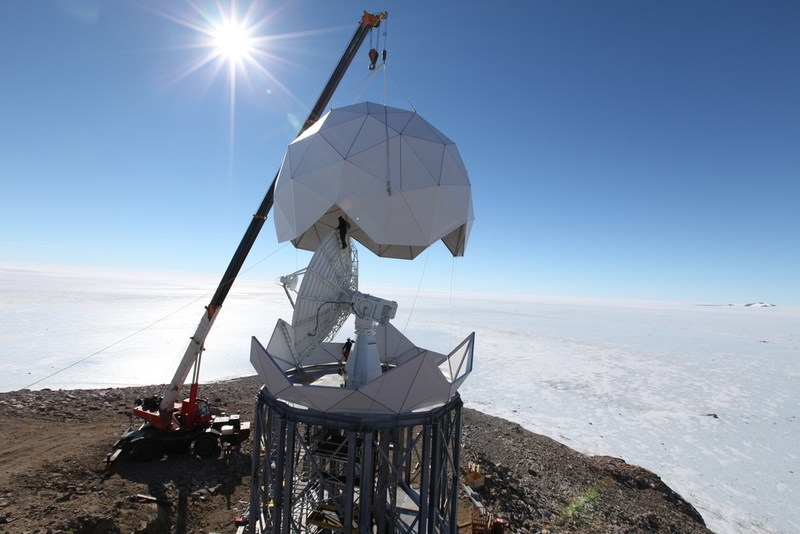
[1,264,797,534]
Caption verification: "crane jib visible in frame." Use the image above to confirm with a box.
[156,11,389,421]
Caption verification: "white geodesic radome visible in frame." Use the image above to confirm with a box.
[273,102,474,260]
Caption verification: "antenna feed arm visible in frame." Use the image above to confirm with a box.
[351,292,397,325]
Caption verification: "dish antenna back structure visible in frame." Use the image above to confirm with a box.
[274,233,358,369]
[270,232,400,389]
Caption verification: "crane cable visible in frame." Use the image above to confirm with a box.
[367,17,387,70]
[392,249,461,361]
[343,62,416,113]
[393,247,430,361]
[21,292,208,390]
[21,242,290,390]
[338,17,415,114]
[449,256,459,349]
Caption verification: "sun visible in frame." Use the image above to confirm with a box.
[142,2,331,112]
[134,1,294,186]
[139,1,327,174]
[144,1,280,93]
[210,18,254,66]
[200,3,262,77]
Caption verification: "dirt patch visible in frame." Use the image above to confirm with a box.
[0,376,713,533]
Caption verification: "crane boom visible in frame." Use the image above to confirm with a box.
[156,11,388,417]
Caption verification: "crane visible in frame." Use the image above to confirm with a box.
[109,11,388,463]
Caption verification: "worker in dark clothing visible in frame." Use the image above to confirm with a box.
[337,216,351,249]
[342,338,353,361]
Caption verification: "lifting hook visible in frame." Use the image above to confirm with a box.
[368,48,379,70]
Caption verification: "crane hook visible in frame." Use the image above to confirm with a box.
[368,48,379,70]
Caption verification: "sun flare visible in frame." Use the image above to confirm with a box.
[147,1,279,92]
[211,20,254,64]
[142,1,330,168]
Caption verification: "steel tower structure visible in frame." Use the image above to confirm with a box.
[248,385,465,533]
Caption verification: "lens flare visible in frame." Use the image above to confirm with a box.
[211,20,254,64]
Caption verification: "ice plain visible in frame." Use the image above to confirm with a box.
[1,264,797,534]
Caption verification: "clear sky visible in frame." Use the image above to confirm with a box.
[2,0,798,305]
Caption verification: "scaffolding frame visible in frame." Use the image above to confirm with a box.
[249,390,463,533]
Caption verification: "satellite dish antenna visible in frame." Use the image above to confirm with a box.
[277,230,398,387]
[279,231,358,364]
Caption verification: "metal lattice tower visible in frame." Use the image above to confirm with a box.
[248,388,463,533]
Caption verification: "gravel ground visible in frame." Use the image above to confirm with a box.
[0,376,713,533]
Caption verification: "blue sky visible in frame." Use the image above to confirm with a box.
[1,0,798,305]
